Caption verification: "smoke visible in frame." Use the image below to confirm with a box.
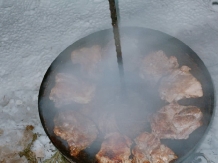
[38,27,214,162]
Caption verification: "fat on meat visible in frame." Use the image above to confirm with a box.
[132,132,177,163]
[151,103,203,139]
[159,65,203,103]
[139,50,179,84]
[49,73,95,108]
[96,132,132,163]
[53,110,98,157]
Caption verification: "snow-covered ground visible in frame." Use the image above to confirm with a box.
[0,0,218,162]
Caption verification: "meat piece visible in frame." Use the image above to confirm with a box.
[132,132,177,163]
[159,66,203,103]
[49,73,95,108]
[71,45,102,78]
[133,132,161,153]
[96,133,132,163]
[139,51,179,84]
[53,110,98,157]
[151,103,203,139]
[150,145,178,163]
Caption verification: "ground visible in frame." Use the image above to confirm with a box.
[0,0,218,162]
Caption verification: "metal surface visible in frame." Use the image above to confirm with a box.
[183,153,211,163]
[108,0,127,97]
[38,27,215,163]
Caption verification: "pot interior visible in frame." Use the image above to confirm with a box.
[38,27,214,163]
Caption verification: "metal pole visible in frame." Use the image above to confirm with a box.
[108,0,124,78]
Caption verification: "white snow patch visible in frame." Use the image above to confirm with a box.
[0,0,218,162]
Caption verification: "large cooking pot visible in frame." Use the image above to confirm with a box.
[38,27,215,163]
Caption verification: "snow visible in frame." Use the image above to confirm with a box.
[0,0,218,162]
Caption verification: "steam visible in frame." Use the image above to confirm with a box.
[46,28,161,138]
[39,27,214,162]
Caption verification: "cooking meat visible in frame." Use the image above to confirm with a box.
[159,65,203,103]
[151,103,203,139]
[150,145,178,163]
[49,73,95,108]
[53,110,98,157]
[132,132,177,163]
[139,50,179,84]
[96,132,132,163]
[71,45,102,78]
